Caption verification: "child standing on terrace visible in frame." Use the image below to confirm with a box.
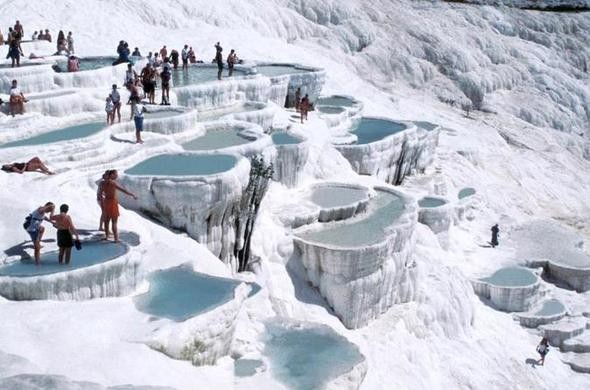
[105,95,114,125]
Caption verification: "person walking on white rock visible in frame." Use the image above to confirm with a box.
[491,224,499,248]
[536,337,549,366]
[227,49,238,77]
[110,84,122,123]
[132,103,147,143]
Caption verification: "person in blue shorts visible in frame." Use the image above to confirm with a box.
[24,202,55,265]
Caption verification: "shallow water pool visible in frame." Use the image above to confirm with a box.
[124,153,238,176]
[458,188,476,199]
[309,185,367,209]
[171,66,245,87]
[299,190,406,247]
[351,118,407,145]
[480,267,537,287]
[272,132,302,145]
[0,122,105,149]
[0,241,128,277]
[418,197,447,208]
[263,322,363,390]
[255,65,310,77]
[317,106,345,115]
[316,96,355,108]
[182,128,252,151]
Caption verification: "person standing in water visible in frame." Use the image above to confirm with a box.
[50,204,80,265]
[25,202,55,265]
[160,64,171,105]
[214,42,223,80]
[181,44,189,70]
[491,224,499,248]
[67,32,74,54]
[170,49,179,70]
[227,49,238,77]
[97,170,109,231]
[101,170,137,243]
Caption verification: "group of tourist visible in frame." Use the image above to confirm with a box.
[55,30,74,55]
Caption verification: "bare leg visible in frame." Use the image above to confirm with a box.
[104,217,111,240]
[34,226,45,265]
[65,247,72,264]
[112,216,120,242]
[58,247,65,264]
[116,105,121,123]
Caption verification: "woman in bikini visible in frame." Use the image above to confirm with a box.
[1,157,54,175]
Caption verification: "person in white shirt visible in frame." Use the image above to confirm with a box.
[8,79,26,116]
[31,31,38,40]
[110,84,121,123]
[181,44,189,70]
[105,95,115,125]
[132,103,147,144]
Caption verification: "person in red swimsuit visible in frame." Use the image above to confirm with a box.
[100,170,137,242]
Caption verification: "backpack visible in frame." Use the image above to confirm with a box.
[23,214,32,230]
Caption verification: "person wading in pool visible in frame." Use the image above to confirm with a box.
[227,49,238,77]
[214,42,223,80]
[101,170,137,243]
[181,44,189,70]
[2,157,54,175]
[24,202,55,265]
[160,64,171,105]
[50,204,80,265]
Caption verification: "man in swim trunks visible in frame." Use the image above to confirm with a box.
[26,202,55,265]
[50,204,80,264]
[101,170,137,243]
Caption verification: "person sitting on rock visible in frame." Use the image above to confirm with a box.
[8,79,27,116]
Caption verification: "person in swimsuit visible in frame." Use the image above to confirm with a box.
[50,204,80,264]
[26,202,55,265]
[101,170,137,242]
[96,170,109,231]
[2,157,54,175]
[214,42,223,80]
[110,84,122,123]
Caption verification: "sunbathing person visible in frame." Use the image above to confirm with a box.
[2,157,54,175]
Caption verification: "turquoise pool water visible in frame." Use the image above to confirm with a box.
[263,322,363,390]
[480,267,538,287]
[0,122,105,148]
[317,106,345,115]
[458,188,476,199]
[134,264,259,321]
[310,186,367,209]
[55,56,117,72]
[534,299,565,316]
[272,132,302,145]
[255,65,310,77]
[182,128,252,151]
[124,153,238,176]
[234,359,264,377]
[316,96,355,108]
[0,241,128,277]
[171,66,245,87]
[418,197,447,208]
[299,190,406,247]
[144,110,184,120]
[351,118,407,145]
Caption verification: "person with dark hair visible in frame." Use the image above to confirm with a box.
[227,49,238,77]
[170,49,179,70]
[6,31,23,68]
[491,224,499,248]
[214,42,223,80]
[25,202,55,265]
[44,29,52,43]
[132,47,141,57]
[140,63,156,104]
[50,204,80,264]
[67,55,79,72]
[159,45,168,60]
[67,31,74,54]
[8,79,27,116]
[14,20,24,37]
[96,170,109,231]
[300,94,310,123]
[110,84,122,123]
[56,30,66,54]
[132,102,147,143]
[160,61,171,105]
[181,44,189,70]
[536,337,549,366]
[188,46,196,63]
[101,170,137,242]
[124,63,138,87]
[2,157,54,175]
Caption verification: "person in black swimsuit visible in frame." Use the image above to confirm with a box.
[1,157,54,174]
[50,204,80,264]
